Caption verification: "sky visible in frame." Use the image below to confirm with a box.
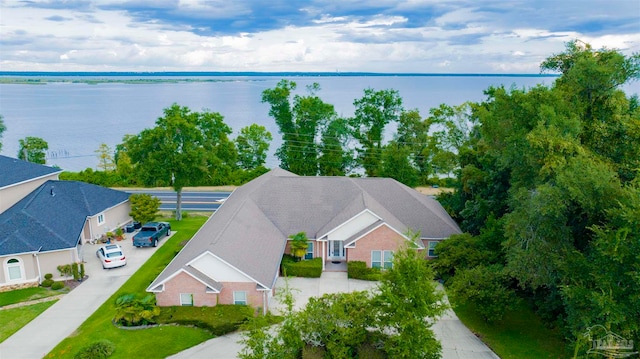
[1,0,639,73]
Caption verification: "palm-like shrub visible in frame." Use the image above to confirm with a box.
[289,232,309,261]
[113,294,161,326]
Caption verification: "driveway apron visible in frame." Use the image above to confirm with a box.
[0,233,171,359]
[169,272,499,359]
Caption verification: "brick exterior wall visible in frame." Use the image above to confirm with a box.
[156,271,218,307]
[347,225,405,267]
[156,271,268,308]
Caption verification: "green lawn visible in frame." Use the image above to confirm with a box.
[0,301,58,343]
[0,286,69,307]
[450,297,569,359]
[46,215,216,359]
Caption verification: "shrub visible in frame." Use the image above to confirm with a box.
[302,344,326,359]
[44,273,53,280]
[51,281,65,290]
[41,279,54,287]
[281,256,322,278]
[156,305,252,336]
[72,262,80,281]
[74,339,115,359]
[57,264,72,277]
[113,294,161,327]
[347,261,381,281]
[79,263,85,279]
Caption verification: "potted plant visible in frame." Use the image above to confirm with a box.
[115,227,124,241]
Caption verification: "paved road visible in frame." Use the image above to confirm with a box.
[125,190,231,211]
[169,273,499,359]
[0,231,171,359]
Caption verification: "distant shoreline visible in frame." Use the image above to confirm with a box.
[0,71,559,78]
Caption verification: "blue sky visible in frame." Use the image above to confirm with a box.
[1,0,639,73]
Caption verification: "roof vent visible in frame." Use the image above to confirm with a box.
[50,186,55,197]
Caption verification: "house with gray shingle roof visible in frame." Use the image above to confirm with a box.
[0,156,132,291]
[148,168,461,312]
[0,155,63,214]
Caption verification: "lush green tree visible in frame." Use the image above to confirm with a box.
[0,114,5,152]
[447,264,516,322]
[375,243,447,358]
[262,81,336,175]
[123,104,235,220]
[318,118,354,176]
[349,88,403,177]
[94,143,116,171]
[129,193,161,224]
[235,124,272,170]
[17,136,48,164]
[379,140,419,187]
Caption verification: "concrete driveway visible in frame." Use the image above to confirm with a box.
[169,272,499,359]
[0,231,172,359]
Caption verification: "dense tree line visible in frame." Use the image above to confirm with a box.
[435,41,640,352]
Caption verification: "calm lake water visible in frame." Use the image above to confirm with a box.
[0,74,616,172]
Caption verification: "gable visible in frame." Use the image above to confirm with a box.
[322,210,380,242]
[188,252,255,283]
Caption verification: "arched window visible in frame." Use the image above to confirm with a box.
[5,258,24,281]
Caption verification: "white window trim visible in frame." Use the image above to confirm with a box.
[371,250,393,269]
[179,293,193,306]
[97,213,105,226]
[233,291,248,305]
[5,257,25,282]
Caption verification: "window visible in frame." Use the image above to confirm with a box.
[305,241,314,260]
[180,293,193,306]
[97,213,105,225]
[233,291,247,305]
[371,250,393,269]
[6,258,24,281]
[428,241,438,257]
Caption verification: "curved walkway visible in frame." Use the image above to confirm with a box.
[0,233,171,359]
[169,272,499,359]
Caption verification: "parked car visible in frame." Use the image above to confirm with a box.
[132,221,171,247]
[96,244,127,269]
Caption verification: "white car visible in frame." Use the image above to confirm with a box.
[96,244,127,269]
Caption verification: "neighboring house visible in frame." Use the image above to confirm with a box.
[0,157,131,292]
[0,155,62,214]
[148,168,461,312]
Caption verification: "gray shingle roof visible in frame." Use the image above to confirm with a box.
[0,180,130,256]
[149,169,461,292]
[0,155,62,188]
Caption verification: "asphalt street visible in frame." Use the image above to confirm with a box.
[125,190,231,211]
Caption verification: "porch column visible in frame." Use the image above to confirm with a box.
[322,241,326,271]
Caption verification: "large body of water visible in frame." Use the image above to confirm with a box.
[2,74,631,172]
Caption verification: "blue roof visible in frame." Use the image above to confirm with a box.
[0,180,130,256]
[0,155,62,188]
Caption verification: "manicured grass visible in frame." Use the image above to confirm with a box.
[450,297,569,359]
[46,215,217,359]
[0,301,58,343]
[0,286,68,307]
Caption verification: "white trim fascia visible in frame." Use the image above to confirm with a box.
[343,222,411,248]
[317,209,382,241]
[187,251,271,290]
[0,249,40,258]
[0,171,62,191]
[146,268,221,293]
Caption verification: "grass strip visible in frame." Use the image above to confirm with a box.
[450,298,569,359]
[0,301,58,343]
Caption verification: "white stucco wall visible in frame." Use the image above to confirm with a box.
[190,253,253,283]
[326,210,379,242]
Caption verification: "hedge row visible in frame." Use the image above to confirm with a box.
[281,255,322,278]
[347,261,381,281]
[156,304,253,336]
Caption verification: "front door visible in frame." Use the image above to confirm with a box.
[328,240,345,260]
